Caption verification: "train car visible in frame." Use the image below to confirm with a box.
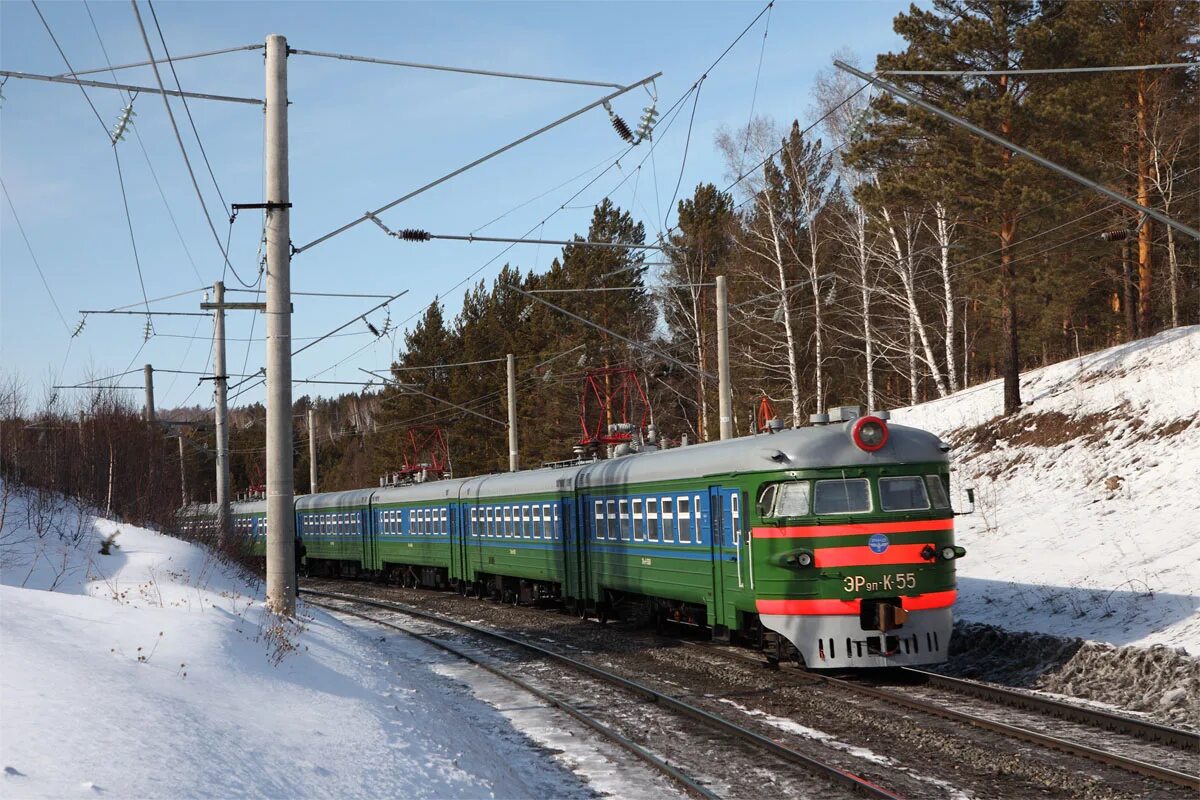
[233,499,268,559]
[458,468,574,603]
[371,478,466,588]
[295,489,374,576]
[187,408,962,669]
[565,410,959,667]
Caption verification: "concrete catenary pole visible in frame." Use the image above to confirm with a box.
[264,34,296,614]
[716,275,733,440]
[506,353,518,471]
[178,434,187,507]
[143,364,156,423]
[212,281,232,546]
[307,406,318,494]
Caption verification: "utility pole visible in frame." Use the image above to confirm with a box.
[308,406,318,493]
[178,434,188,507]
[202,282,262,545]
[506,353,518,471]
[264,33,295,615]
[143,364,156,423]
[211,282,232,546]
[716,275,733,441]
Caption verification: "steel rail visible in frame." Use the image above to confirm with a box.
[304,596,717,800]
[302,588,902,800]
[820,675,1199,790]
[676,637,1198,791]
[903,668,1200,753]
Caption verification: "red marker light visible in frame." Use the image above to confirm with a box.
[852,416,889,452]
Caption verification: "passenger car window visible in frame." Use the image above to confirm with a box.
[924,475,951,509]
[879,476,930,512]
[813,479,871,514]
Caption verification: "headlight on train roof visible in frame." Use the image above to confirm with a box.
[851,415,889,452]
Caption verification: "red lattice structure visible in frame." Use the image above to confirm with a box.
[398,426,450,481]
[579,366,650,447]
[755,394,779,433]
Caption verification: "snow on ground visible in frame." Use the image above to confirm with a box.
[890,326,1200,654]
[0,485,670,799]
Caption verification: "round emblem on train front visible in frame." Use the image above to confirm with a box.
[868,533,890,553]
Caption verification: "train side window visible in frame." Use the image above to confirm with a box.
[428,508,434,534]
[731,493,741,546]
[879,477,930,512]
[605,499,616,540]
[924,475,951,509]
[693,495,703,544]
[501,507,510,537]
[632,499,644,542]
[677,497,691,543]
[594,501,605,541]
[813,479,872,514]
[523,505,531,539]
[551,505,559,540]
[618,499,630,541]
[532,505,542,539]
[758,481,811,518]
[470,508,477,536]
[646,498,658,542]
[661,498,675,542]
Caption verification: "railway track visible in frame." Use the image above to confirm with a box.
[689,640,1200,792]
[303,588,903,800]
[901,667,1200,752]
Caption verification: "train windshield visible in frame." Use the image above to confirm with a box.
[757,481,810,518]
[813,478,871,514]
[878,476,930,511]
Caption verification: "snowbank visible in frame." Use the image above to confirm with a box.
[890,326,1200,654]
[0,485,593,799]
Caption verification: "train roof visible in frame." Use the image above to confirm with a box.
[373,477,474,505]
[575,421,948,489]
[295,488,375,510]
[228,499,266,514]
[265,421,948,510]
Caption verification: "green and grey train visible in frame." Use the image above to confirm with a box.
[190,410,965,669]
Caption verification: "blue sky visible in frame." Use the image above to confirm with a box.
[1,0,909,410]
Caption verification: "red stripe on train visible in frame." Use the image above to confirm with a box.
[813,542,936,567]
[752,519,953,538]
[756,590,957,616]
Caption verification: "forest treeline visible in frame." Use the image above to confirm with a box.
[3,1,1196,511]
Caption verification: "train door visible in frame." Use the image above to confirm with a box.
[362,504,375,571]
[706,487,729,630]
[559,497,575,601]
[571,494,590,606]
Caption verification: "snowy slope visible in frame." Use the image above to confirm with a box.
[0,486,622,800]
[890,326,1200,654]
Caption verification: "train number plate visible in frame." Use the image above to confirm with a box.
[843,572,916,593]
